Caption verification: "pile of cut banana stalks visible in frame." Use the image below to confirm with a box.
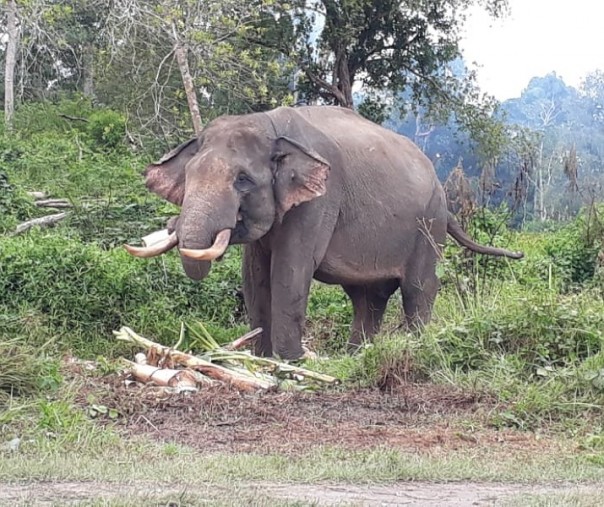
[113,323,338,393]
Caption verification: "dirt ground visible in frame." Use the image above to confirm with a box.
[3,365,589,506]
[74,369,554,456]
[2,479,602,506]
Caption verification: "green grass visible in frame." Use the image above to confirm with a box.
[2,440,603,484]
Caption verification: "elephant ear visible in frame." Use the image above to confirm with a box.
[143,138,199,206]
[271,136,330,219]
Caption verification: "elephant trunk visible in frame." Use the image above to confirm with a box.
[176,191,236,280]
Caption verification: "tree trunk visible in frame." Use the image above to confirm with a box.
[82,44,95,99]
[533,139,546,222]
[336,54,354,108]
[4,0,19,130]
[174,43,203,136]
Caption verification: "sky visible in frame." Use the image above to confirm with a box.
[461,0,604,100]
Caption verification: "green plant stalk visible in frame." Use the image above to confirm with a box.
[186,321,221,351]
[205,349,339,384]
[113,327,276,391]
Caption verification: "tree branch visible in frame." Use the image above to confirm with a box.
[304,68,347,105]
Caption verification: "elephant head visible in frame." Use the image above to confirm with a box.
[124,111,330,279]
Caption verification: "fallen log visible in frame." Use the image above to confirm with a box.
[58,113,89,123]
[114,327,276,392]
[14,212,69,234]
[35,198,73,208]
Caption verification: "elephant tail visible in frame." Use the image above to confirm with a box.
[446,212,524,259]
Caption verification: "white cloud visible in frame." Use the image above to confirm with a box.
[461,0,604,100]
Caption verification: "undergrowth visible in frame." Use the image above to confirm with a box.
[2,100,604,444]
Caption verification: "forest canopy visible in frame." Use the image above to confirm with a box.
[1,0,603,224]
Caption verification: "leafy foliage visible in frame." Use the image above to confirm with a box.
[0,172,36,233]
[87,110,126,150]
[0,232,245,357]
[279,0,509,156]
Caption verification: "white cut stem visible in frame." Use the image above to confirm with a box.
[142,229,171,247]
[114,327,275,392]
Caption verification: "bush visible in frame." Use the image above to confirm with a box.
[0,232,245,357]
[430,288,604,372]
[87,110,126,150]
[0,338,61,404]
[0,172,37,233]
[441,206,604,297]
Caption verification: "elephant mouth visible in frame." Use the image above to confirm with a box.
[124,228,231,261]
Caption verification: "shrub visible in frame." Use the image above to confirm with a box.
[0,232,245,357]
[0,338,61,404]
[0,172,37,233]
[430,289,604,372]
[87,110,127,150]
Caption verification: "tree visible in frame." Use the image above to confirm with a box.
[281,1,508,132]
[4,0,19,130]
[99,0,292,141]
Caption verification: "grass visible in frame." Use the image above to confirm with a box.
[1,440,603,484]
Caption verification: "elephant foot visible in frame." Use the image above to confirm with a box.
[301,346,318,360]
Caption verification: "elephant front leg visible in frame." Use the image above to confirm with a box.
[269,253,314,361]
[242,243,272,357]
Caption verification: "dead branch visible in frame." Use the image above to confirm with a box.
[35,199,73,209]
[14,212,69,234]
[58,113,89,123]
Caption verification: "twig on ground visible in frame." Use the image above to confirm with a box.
[35,199,73,209]
[14,212,69,234]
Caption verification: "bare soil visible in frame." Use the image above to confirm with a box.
[4,365,598,506]
[1,479,602,506]
[73,367,561,456]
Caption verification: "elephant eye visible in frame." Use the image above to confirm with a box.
[234,172,255,192]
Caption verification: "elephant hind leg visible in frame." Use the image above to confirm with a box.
[400,221,445,331]
[400,274,439,331]
[343,280,399,351]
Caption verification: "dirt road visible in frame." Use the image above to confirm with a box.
[1,479,602,506]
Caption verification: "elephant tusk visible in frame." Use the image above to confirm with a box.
[124,231,178,258]
[179,229,231,261]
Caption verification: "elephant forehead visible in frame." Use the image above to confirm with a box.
[204,123,270,155]
[186,157,234,185]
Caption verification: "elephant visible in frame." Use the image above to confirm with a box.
[125,105,523,360]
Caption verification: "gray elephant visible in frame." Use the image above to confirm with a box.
[125,106,522,360]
